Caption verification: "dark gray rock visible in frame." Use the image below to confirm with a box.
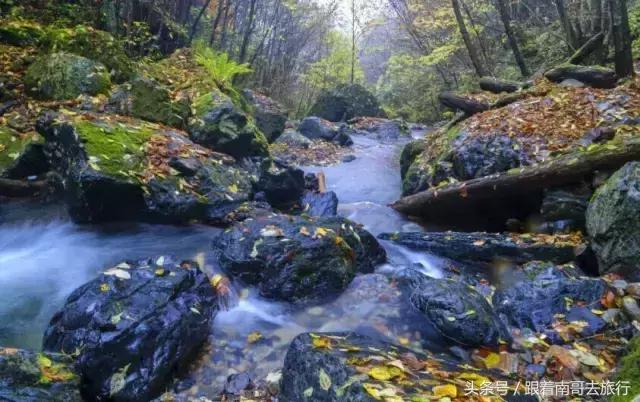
[300,191,339,217]
[0,348,82,402]
[275,129,313,148]
[493,262,607,333]
[378,231,581,265]
[223,372,254,396]
[587,162,640,278]
[254,159,306,209]
[410,277,511,347]
[212,213,386,303]
[299,117,338,141]
[309,84,385,122]
[400,140,424,179]
[544,64,617,89]
[243,89,288,142]
[450,133,528,181]
[43,256,218,402]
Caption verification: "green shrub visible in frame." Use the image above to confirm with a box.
[193,41,252,92]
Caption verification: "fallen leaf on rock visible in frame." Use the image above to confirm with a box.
[104,268,131,280]
[319,368,331,391]
[433,384,457,398]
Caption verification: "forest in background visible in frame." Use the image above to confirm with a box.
[0,0,638,120]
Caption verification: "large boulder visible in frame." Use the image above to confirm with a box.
[493,262,607,334]
[43,256,217,401]
[298,117,339,141]
[212,213,386,303]
[378,231,583,265]
[0,348,81,401]
[0,126,48,179]
[587,162,640,278]
[274,129,312,149]
[24,52,111,100]
[188,91,269,158]
[410,277,511,347]
[253,159,306,209]
[37,111,254,224]
[309,84,385,122]
[243,89,287,142]
[109,76,190,128]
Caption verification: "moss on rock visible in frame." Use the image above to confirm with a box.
[24,52,111,100]
[612,337,640,402]
[0,126,45,177]
[0,19,45,47]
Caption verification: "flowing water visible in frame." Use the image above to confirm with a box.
[0,129,449,397]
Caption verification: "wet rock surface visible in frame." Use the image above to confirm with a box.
[410,277,511,347]
[0,348,81,402]
[37,111,254,224]
[378,231,582,265]
[587,162,640,278]
[212,212,386,303]
[43,256,217,402]
[300,190,339,217]
[243,89,288,143]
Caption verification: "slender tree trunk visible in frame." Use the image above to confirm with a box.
[610,0,634,77]
[462,0,492,69]
[495,0,530,76]
[209,0,226,45]
[238,0,257,63]
[350,0,357,84]
[451,0,489,76]
[189,0,212,43]
[555,0,580,49]
[219,0,232,51]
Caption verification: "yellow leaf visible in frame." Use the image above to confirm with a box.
[318,368,331,391]
[100,283,110,292]
[483,352,501,369]
[210,274,223,288]
[363,383,381,400]
[368,366,393,381]
[154,268,165,276]
[457,372,490,387]
[312,336,332,349]
[247,331,263,344]
[228,183,238,194]
[299,226,310,236]
[433,384,457,398]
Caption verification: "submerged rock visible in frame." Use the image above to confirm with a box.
[0,348,81,402]
[410,277,511,347]
[243,89,287,142]
[37,111,253,224]
[43,256,217,402]
[493,262,607,333]
[188,90,269,158]
[309,84,385,122]
[24,52,111,100]
[0,126,48,179]
[212,213,386,303]
[378,231,582,265]
[587,162,640,278]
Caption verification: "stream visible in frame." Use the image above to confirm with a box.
[0,129,449,397]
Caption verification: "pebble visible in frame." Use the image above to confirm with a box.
[622,296,640,321]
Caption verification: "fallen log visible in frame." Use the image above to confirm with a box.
[0,175,54,197]
[438,92,490,115]
[391,137,640,221]
[479,77,522,93]
[378,231,582,264]
[568,32,604,65]
[544,63,617,89]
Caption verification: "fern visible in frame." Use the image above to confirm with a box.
[193,41,252,91]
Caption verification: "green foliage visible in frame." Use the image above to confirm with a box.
[302,31,365,92]
[630,0,640,55]
[611,336,640,402]
[193,41,252,91]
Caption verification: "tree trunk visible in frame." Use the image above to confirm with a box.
[189,0,212,43]
[238,0,257,63]
[451,0,489,76]
[495,0,530,76]
[392,137,640,220]
[568,31,604,63]
[350,0,357,84]
[610,0,634,78]
[209,0,226,46]
[555,0,580,49]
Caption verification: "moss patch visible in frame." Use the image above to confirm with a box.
[0,126,41,170]
[611,337,640,402]
[36,353,75,384]
[0,19,45,46]
[74,119,153,181]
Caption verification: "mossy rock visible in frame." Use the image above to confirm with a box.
[612,336,640,402]
[309,84,385,122]
[24,52,111,100]
[0,347,81,401]
[38,111,254,224]
[0,20,45,47]
[0,126,48,179]
[400,139,425,179]
[110,76,190,128]
[43,25,134,82]
[189,91,269,159]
